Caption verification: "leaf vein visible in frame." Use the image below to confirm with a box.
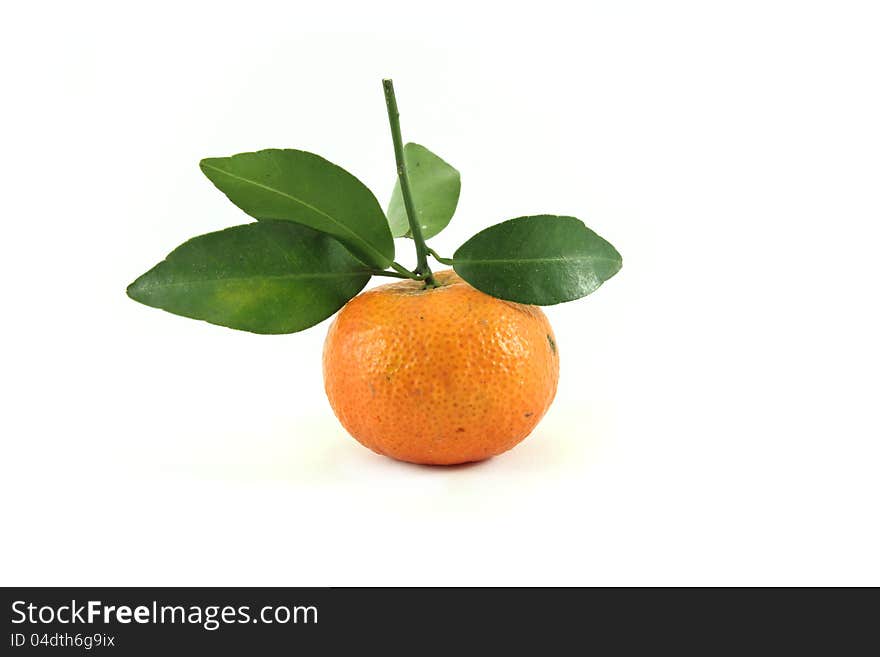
[137,271,367,290]
[201,162,386,263]
[455,255,616,265]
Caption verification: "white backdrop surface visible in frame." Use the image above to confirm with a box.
[1,1,878,585]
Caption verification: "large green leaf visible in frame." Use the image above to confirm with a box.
[452,215,622,305]
[127,221,371,334]
[387,143,460,239]
[200,149,394,269]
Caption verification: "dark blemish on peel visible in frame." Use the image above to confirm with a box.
[547,334,557,354]
[456,427,465,433]
[524,412,534,418]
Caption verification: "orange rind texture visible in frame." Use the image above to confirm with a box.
[323,270,559,465]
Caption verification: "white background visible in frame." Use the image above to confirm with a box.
[2,1,878,586]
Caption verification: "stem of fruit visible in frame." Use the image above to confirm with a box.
[389,261,422,279]
[374,263,425,280]
[371,269,418,279]
[382,78,435,287]
[426,247,454,266]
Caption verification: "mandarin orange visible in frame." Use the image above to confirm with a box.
[322,269,559,465]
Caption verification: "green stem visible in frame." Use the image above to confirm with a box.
[382,79,435,286]
[370,269,417,280]
[389,261,422,279]
[426,247,454,266]
[368,261,425,280]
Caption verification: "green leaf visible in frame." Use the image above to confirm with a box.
[127,221,371,334]
[387,143,461,239]
[452,215,622,305]
[200,149,394,269]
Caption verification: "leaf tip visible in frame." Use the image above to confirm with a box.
[126,266,160,305]
[125,279,142,303]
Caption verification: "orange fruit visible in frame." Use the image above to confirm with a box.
[322,269,559,465]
